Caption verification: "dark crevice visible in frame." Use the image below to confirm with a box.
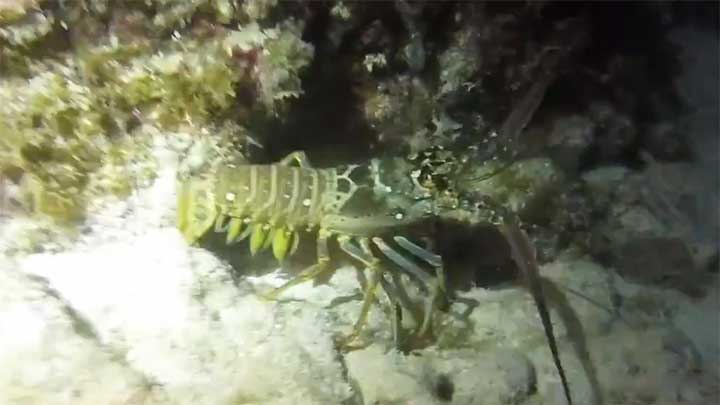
[259,4,378,167]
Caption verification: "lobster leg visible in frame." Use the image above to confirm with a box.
[386,266,422,328]
[393,236,447,337]
[262,229,331,299]
[339,236,405,336]
[394,236,445,294]
[337,236,381,325]
[336,236,384,349]
[346,236,424,332]
[371,237,432,290]
[372,237,445,337]
[379,276,405,349]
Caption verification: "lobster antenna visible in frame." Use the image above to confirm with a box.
[500,222,573,405]
[465,158,517,182]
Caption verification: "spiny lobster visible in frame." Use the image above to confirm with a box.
[177,151,447,349]
[176,149,573,404]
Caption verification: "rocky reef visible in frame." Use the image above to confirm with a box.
[0,1,717,404]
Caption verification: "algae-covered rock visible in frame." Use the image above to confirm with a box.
[252,21,314,114]
[437,25,482,98]
[117,43,240,127]
[0,0,37,24]
[0,4,53,46]
[363,75,437,152]
[0,69,106,221]
[146,0,277,30]
[0,1,314,224]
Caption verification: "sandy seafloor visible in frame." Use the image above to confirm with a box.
[0,133,717,405]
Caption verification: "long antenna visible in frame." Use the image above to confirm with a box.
[501,223,573,405]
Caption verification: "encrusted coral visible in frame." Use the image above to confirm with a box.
[247,21,314,114]
[0,68,106,220]
[148,0,277,29]
[363,75,437,153]
[0,6,53,46]
[116,43,239,127]
[437,27,481,98]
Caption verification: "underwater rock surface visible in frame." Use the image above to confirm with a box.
[0,136,716,405]
[0,2,718,405]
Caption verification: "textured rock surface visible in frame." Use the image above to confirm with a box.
[0,3,717,405]
[345,346,536,405]
[0,261,155,405]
